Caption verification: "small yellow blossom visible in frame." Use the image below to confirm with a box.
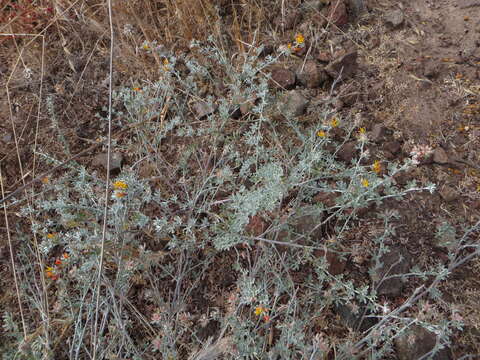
[47,233,56,239]
[113,180,128,190]
[330,118,339,128]
[132,87,142,92]
[142,43,150,50]
[361,178,369,187]
[287,43,292,50]
[295,33,305,44]
[359,127,366,134]
[162,58,170,71]
[45,266,59,280]
[41,176,50,184]
[317,130,326,138]
[372,160,382,175]
[254,306,267,316]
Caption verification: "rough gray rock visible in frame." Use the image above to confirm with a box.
[371,245,412,297]
[296,60,328,88]
[384,9,404,28]
[433,147,449,164]
[337,141,357,163]
[192,101,217,119]
[334,303,377,332]
[270,68,296,89]
[325,51,358,80]
[439,185,459,202]
[370,124,387,143]
[277,90,309,117]
[395,325,451,360]
[93,152,123,171]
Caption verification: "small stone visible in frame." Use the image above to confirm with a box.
[346,0,366,19]
[270,68,296,90]
[278,90,309,117]
[340,92,360,106]
[311,12,328,28]
[370,124,387,143]
[440,185,459,202]
[383,141,401,155]
[232,95,255,116]
[2,133,12,143]
[371,245,412,297]
[433,147,449,164]
[423,60,442,79]
[327,0,349,27]
[384,9,404,28]
[291,205,325,241]
[258,44,274,57]
[246,215,267,236]
[296,61,328,89]
[192,101,217,119]
[314,249,346,275]
[93,152,123,171]
[317,51,332,63]
[334,303,377,332]
[302,0,323,11]
[395,325,451,360]
[337,141,357,163]
[276,10,302,30]
[313,191,339,208]
[334,99,344,110]
[325,51,358,80]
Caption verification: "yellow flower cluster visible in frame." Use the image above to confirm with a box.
[113,180,128,198]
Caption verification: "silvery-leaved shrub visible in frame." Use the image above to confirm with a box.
[4,37,477,360]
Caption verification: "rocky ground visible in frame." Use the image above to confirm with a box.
[1,0,480,358]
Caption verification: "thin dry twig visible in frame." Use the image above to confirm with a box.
[0,165,27,339]
[91,0,114,356]
[5,33,51,352]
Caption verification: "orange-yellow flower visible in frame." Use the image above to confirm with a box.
[63,253,69,259]
[317,130,326,138]
[372,160,382,175]
[361,179,369,187]
[113,180,128,190]
[295,33,305,44]
[45,266,58,280]
[41,176,50,184]
[254,306,267,316]
[330,118,339,128]
[47,233,56,239]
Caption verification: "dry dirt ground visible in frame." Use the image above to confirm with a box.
[1,0,480,358]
